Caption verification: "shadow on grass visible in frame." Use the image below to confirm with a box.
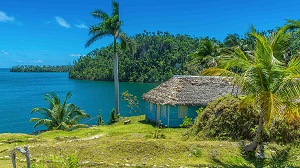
[138,119,158,127]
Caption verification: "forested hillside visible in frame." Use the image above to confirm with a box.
[69,31,201,83]
[69,26,300,83]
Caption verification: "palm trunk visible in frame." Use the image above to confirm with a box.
[113,36,120,116]
[244,110,264,151]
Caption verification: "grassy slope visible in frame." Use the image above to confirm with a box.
[0,115,299,168]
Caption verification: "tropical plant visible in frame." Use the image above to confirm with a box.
[30,92,91,131]
[97,110,105,126]
[201,22,300,152]
[121,90,140,113]
[85,0,135,116]
[187,37,220,74]
[109,108,119,124]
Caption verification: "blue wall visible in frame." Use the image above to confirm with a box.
[145,102,199,127]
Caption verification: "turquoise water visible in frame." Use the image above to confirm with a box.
[0,68,157,133]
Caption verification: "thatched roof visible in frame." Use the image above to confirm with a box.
[142,75,239,106]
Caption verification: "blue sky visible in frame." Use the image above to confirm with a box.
[0,0,299,68]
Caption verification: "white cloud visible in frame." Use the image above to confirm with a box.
[70,53,85,57]
[55,16,70,28]
[0,11,14,22]
[34,60,43,63]
[75,24,88,29]
[1,50,9,55]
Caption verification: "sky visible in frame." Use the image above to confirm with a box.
[0,0,300,68]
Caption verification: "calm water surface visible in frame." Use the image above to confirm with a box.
[0,68,157,133]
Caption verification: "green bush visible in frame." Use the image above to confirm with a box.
[191,95,300,143]
[180,116,193,128]
[109,108,120,124]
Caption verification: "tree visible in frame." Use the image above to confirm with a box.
[201,22,300,152]
[187,37,220,74]
[85,0,134,116]
[223,33,240,48]
[30,92,91,131]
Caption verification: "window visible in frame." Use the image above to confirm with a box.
[161,105,166,118]
[149,102,153,112]
[178,106,188,118]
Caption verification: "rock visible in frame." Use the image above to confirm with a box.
[142,162,147,165]
[81,161,90,164]
[125,163,130,167]
[165,164,170,167]
[100,162,105,164]
[4,156,10,159]
[131,164,136,166]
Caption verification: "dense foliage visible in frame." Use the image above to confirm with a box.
[202,21,300,151]
[192,95,300,143]
[10,65,72,72]
[69,31,200,83]
[30,92,91,131]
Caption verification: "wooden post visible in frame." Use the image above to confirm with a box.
[24,146,31,168]
[11,152,16,168]
[10,146,31,168]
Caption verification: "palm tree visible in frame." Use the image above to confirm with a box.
[187,37,220,74]
[201,22,300,152]
[30,92,91,131]
[85,0,134,116]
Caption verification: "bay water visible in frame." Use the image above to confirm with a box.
[0,68,157,134]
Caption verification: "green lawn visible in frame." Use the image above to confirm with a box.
[0,115,299,167]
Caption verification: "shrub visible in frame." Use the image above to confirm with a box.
[191,95,300,143]
[109,108,120,124]
[180,116,193,128]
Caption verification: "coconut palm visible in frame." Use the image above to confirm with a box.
[201,22,300,152]
[187,37,220,74]
[30,92,91,131]
[85,0,134,116]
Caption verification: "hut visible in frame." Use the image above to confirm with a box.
[142,75,239,127]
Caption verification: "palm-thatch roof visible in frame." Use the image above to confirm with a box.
[142,75,239,106]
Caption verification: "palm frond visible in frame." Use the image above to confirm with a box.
[239,94,256,109]
[30,118,53,129]
[201,67,239,78]
[85,30,111,48]
[286,57,300,76]
[112,0,119,18]
[91,9,109,20]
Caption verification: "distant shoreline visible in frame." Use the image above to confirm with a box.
[9,65,72,73]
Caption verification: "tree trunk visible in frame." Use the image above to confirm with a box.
[113,36,119,116]
[244,110,264,152]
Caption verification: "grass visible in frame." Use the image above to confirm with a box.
[0,115,299,167]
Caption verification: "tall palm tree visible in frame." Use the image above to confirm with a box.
[85,0,134,116]
[30,92,91,131]
[201,22,300,152]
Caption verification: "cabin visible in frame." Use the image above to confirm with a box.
[142,75,239,127]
